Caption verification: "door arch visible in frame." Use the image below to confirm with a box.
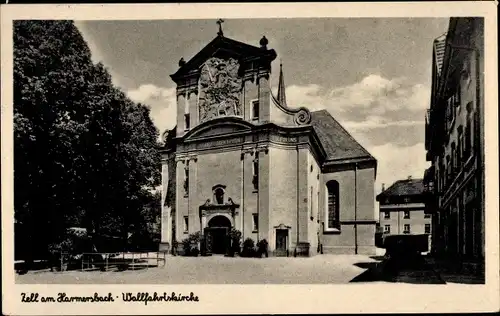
[208,215,232,228]
[206,215,232,255]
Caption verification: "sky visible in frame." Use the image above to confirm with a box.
[75,18,450,193]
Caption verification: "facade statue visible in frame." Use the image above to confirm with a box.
[198,57,242,122]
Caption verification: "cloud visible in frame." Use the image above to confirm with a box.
[128,84,175,104]
[284,75,430,189]
[370,142,429,193]
[343,115,425,131]
[127,84,177,136]
[285,74,430,119]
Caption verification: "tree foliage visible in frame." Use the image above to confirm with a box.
[14,20,161,259]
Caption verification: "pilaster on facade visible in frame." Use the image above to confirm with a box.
[257,144,270,242]
[176,82,199,98]
[240,146,255,160]
[188,154,199,233]
[256,144,269,155]
[175,153,198,164]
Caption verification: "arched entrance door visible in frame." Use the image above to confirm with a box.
[207,216,231,255]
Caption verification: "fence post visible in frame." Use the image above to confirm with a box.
[105,254,109,272]
[60,252,63,272]
[81,254,84,272]
[132,252,135,271]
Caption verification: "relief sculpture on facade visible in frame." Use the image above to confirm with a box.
[198,57,243,122]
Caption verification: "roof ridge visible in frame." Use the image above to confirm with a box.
[222,35,261,49]
[377,178,425,198]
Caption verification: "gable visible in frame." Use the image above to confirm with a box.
[170,35,277,83]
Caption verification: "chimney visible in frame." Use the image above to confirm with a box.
[408,175,412,180]
[381,183,385,191]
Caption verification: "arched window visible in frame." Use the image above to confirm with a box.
[214,187,225,204]
[326,180,340,230]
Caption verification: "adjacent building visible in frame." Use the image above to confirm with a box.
[376,178,432,251]
[424,18,484,271]
[160,27,378,256]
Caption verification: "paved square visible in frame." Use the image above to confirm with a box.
[16,255,379,284]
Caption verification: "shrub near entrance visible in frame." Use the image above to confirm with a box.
[228,228,242,257]
[181,232,202,257]
[241,238,256,257]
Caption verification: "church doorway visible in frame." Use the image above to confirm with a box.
[206,216,231,255]
[275,229,289,257]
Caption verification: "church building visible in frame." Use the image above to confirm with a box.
[160,24,378,256]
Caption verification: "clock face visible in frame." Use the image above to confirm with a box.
[198,57,243,122]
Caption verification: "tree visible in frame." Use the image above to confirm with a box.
[127,191,161,251]
[14,20,161,260]
[14,20,97,259]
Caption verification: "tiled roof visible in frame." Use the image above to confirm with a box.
[310,110,375,162]
[377,178,424,199]
[434,34,447,75]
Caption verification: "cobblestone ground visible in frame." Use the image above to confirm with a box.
[16,255,378,284]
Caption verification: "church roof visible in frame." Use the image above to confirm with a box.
[310,110,375,163]
[376,178,424,200]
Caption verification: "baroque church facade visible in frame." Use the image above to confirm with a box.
[160,28,378,256]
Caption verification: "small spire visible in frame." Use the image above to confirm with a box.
[277,60,287,107]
